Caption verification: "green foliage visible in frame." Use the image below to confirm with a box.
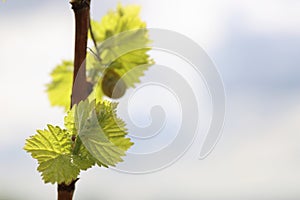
[46,4,153,110]
[93,100,133,152]
[26,3,148,186]
[46,61,73,111]
[90,4,146,43]
[24,125,90,184]
[24,99,133,184]
[74,100,132,167]
[90,3,153,88]
[96,30,153,88]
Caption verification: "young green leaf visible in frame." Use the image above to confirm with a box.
[46,4,154,109]
[25,91,133,184]
[90,4,147,43]
[95,100,133,151]
[46,61,73,111]
[24,125,94,184]
[74,99,133,167]
[90,3,154,91]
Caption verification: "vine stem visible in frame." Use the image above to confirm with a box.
[70,0,90,106]
[57,0,91,199]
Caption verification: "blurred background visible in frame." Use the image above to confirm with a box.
[1,0,300,199]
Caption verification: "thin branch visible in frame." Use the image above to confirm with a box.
[89,19,100,57]
[87,47,102,62]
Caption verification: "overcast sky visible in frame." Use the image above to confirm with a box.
[1,0,300,199]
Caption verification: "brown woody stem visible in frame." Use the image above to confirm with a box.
[70,0,90,106]
[57,179,79,200]
[57,1,91,199]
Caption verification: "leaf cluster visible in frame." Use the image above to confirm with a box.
[25,3,151,185]
[24,99,133,184]
[46,4,153,110]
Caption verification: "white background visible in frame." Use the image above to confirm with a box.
[1,0,300,199]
